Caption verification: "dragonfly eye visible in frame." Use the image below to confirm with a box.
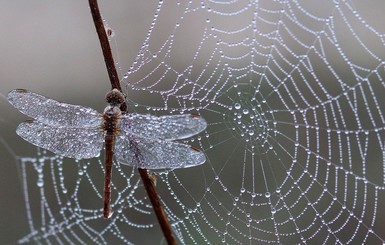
[105,89,125,106]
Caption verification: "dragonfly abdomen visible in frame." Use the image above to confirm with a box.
[102,103,121,219]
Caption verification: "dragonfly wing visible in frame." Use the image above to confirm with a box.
[17,120,104,159]
[115,134,206,169]
[7,89,102,127]
[120,114,207,140]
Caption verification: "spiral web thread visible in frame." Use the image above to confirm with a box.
[17,1,385,244]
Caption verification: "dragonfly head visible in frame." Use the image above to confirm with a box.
[105,89,125,107]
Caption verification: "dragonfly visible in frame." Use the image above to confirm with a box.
[7,88,207,218]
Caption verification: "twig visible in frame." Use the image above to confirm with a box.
[138,169,176,244]
[88,1,120,90]
[88,1,177,244]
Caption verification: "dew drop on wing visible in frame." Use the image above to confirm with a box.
[119,114,207,141]
[7,89,102,127]
[16,120,104,159]
[115,134,206,169]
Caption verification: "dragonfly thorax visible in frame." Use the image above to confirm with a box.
[103,105,121,117]
[102,105,121,134]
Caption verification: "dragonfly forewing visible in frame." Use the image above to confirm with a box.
[17,120,104,159]
[8,89,102,127]
[120,114,207,140]
[115,134,206,169]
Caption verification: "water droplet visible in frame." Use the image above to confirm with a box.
[234,103,241,110]
[265,192,271,198]
[37,179,44,187]
[243,109,249,115]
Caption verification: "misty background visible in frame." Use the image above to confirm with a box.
[1,1,385,244]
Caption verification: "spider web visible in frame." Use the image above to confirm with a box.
[3,0,385,244]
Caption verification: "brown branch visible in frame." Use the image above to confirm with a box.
[88,0,176,244]
[88,0,126,111]
[138,168,177,245]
